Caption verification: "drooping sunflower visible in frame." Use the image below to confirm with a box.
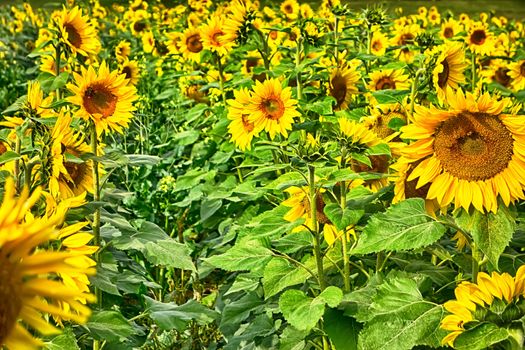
[119,59,140,86]
[58,6,101,57]
[0,178,94,349]
[509,60,525,91]
[227,88,258,151]
[370,31,389,56]
[328,63,360,110]
[441,267,525,348]
[179,27,203,62]
[400,88,525,212]
[466,21,493,56]
[49,112,94,199]
[367,68,410,105]
[223,0,257,46]
[246,78,300,139]
[67,61,138,135]
[432,42,468,102]
[339,118,381,148]
[201,16,233,56]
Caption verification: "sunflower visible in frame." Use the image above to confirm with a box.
[223,0,257,46]
[362,103,407,140]
[391,24,421,63]
[26,80,54,118]
[432,42,468,102]
[119,59,140,86]
[58,6,101,57]
[440,18,461,40]
[339,118,381,148]
[400,88,525,213]
[328,63,360,110]
[142,31,155,54]
[367,68,410,105]
[280,0,299,21]
[441,267,525,348]
[166,31,183,55]
[370,31,388,56]
[49,112,94,199]
[227,88,258,150]
[179,27,203,62]
[466,21,493,56]
[201,16,233,56]
[480,59,513,88]
[246,78,300,139]
[509,60,525,91]
[67,61,138,135]
[0,178,94,349]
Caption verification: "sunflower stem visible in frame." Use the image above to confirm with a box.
[340,151,351,293]
[216,53,226,105]
[55,43,61,100]
[471,242,481,283]
[333,15,339,63]
[409,69,423,122]
[471,53,477,93]
[90,122,102,308]
[507,327,524,350]
[13,135,21,193]
[295,37,303,101]
[309,164,326,290]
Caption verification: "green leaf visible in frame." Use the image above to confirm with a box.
[200,198,222,222]
[324,309,360,350]
[45,328,80,350]
[455,206,516,269]
[205,241,273,271]
[323,203,364,231]
[453,323,509,350]
[0,151,20,164]
[2,95,27,115]
[366,143,391,157]
[173,130,200,146]
[144,240,196,271]
[304,96,335,115]
[352,198,446,255]
[124,154,161,166]
[279,286,343,331]
[49,71,69,91]
[145,296,219,331]
[262,257,310,299]
[371,89,410,104]
[219,292,264,337]
[86,311,134,343]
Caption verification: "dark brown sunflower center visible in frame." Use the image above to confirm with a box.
[444,27,454,38]
[405,159,431,199]
[376,77,396,90]
[284,4,293,13]
[241,115,254,132]
[211,30,224,45]
[122,66,132,80]
[0,258,22,343]
[261,97,285,120]
[133,21,147,33]
[372,40,382,51]
[83,84,118,118]
[434,111,514,181]
[0,142,7,155]
[186,34,203,53]
[520,62,525,77]
[470,30,486,45]
[352,155,390,174]
[371,111,406,139]
[64,23,82,48]
[301,192,329,224]
[331,74,348,108]
[495,67,511,87]
[400,33,414,46]
[438,59,450,88]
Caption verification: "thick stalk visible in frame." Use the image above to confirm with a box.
[216,53,226,105]
[295,39,303,101]
[14,136,21,192]
[309,164,326,290]
[409,69,423,123]
[471,243,481,283]
[333,15,339,63]
[339,152,350,292]
[90,123,102,304]
[55,43,61,100]
[471,54,477,93]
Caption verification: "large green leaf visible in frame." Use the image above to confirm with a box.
[324,309,360,350]
[219,292,264,337]
[145,296,218,331]
[85,311,134,343]
[144,239,196,271]
[453,323,509,350]
[45,328,79,350]
[279,286,343,331]
[205,240,273,272]
[352,198,446,254]
[323,203,364,231]
[455,206,515,268]
[263,257,310,299]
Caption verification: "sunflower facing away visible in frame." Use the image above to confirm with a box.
[67,61,137,135]
[432,42,468,102]
[227,87,258,151]
[508,60,525,91]
[0,178,94,349]
[441,267,525,348]
[58,6,101,57]
[328,63,360,110]
[400,88,525,213]
[246,78,300,139]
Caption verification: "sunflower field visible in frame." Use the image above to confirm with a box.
[2,0,525,349]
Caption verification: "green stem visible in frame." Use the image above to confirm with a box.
[14,136,21,193]
[309,164,326,290]
[55,43,61,100]
[471,54,477,93]
[90,123,102,306]
[409,69,423,121]
[507,327,524,350]
[216,53,226,105]
[340,152,350,293]
[471,243,481,283]
[295,38,303,101]
[333,15,339,63]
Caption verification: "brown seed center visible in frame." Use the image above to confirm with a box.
[261,97,284,120]
[122,66,132,80]
[83,84,118,118]
[64,23,82,48]
[520,62,525,77]
[438,59,450,88]
[331,73,348,109]
[470,29,486,45]
[186,34,203,53]
[433,111,513,181]
[444,27,454,38]
[495,67,511,87]
[376,77,396,90]
[0,257,22,343]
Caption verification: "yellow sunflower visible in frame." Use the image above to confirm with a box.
[119,59,140,86]
[67,61,138,135]
[391,24,421,63]
[49,112,94,199]
[370,31,389,56]
[509,60,525,91]
[227,88,258,151]
[0,178,94,349]
[466,21,493,56]
[201,16,233,56]
[400,88,525,213]
[362,103,407,140]
[440,18,462,40]
[368,68,410,92]
[58,6,101,57]
[246,78,300,139]
[180,27,203,62]
[432,42,468,102]
[339,118,381,148]
[115,40,131,62]
[328,63,360,110]
[441,268,525,348]
[166,31,183,55]
[280,0,299,21]
[480,59,513,89]
[26,80,54,118]
[223,0,257,45]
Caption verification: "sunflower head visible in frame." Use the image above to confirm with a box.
[329,63,360,110]
[58,6,101,57]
